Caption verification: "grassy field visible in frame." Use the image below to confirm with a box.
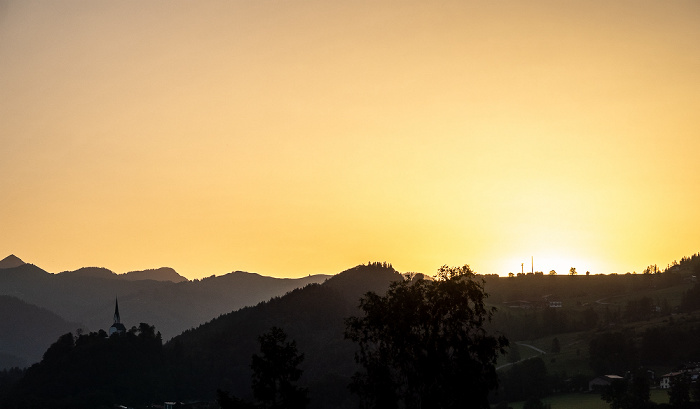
[504,389,670,409]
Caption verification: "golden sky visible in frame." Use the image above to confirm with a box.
[1,0,699,279]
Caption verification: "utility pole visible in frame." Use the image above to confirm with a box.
[521,263,524,275]
[531,256,534,274]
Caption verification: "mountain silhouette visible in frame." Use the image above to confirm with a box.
[119,267,187,282]
[0,295,79,369]
[0,256,330,369]
[0,255,25,270]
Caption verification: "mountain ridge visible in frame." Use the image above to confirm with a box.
[119,267,187,282]
[0,256,332,370]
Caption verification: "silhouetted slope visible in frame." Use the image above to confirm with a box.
[0,255,25,269]
[164,263,402,408]
[323,262,404,300]
[57,267,118,279]
[121,271,331,340]
[120,267,187,282]
[0,296,79,369]
[0,261,332,366]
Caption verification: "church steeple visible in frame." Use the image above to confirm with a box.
[113,297,121,324]
[109,297,126,336]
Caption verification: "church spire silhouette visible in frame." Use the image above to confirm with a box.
[113,297,121,324]
[109,297,126,336]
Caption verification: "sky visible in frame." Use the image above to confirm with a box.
[1,0,699,279]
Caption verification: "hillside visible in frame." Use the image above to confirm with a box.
[161,261,700,408]
[0,256,331,369]
[0,262,402,409]
[0,296,79,369]
[117,271,332,340]
[482,258,700,406]
[163,263,402,408]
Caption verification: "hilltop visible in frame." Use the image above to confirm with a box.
[0,255,25,270]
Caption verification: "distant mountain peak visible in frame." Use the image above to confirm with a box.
[59,267,117,279]
[0,254,26,269]
[120,267,187,282]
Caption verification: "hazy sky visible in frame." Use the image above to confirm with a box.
[2,0,699,279]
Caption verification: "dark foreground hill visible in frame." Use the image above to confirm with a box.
[163,263,402,408]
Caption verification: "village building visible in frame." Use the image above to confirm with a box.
[589,375,624,392]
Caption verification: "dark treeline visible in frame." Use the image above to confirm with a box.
[1,324,163,409]
[590,323,700,374]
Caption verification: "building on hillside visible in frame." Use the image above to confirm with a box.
[660,372,684,389]
[109,297,127,336]
[589,375,624,392]
[659,366,700,389]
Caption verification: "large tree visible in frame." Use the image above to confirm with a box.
[345,265,508,409]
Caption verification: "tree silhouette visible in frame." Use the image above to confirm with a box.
[601,368,651,409]
[251,327,308,409]
[345,264,508,409]
[668,373,691,408]
[3,324,165,408]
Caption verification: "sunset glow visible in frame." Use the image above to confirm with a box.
[1,1,699,279]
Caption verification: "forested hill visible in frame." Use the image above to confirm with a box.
[163,263,403,408]
[0,262,402,409]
